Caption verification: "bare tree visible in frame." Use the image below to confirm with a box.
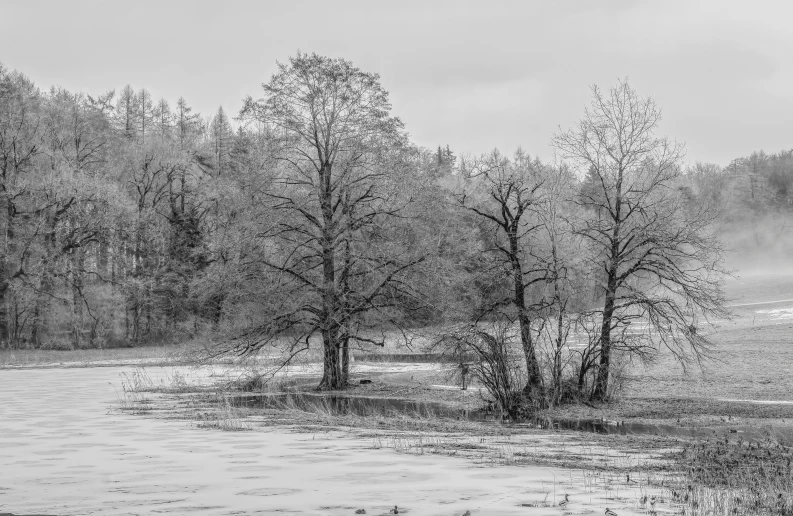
[457,150,549,403]
[236,53,425,390]
[553,79,728,401]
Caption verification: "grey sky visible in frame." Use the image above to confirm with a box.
[2,0,791,166]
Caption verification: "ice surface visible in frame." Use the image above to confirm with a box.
[0,367,653,515]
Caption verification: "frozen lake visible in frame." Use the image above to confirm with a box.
[0,367,650,515]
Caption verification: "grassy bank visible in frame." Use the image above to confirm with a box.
[544,396,793,426]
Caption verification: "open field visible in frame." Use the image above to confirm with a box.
[619,273,793,402]
[539,273,793,430]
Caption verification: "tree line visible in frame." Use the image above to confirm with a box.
[4,53,785,407]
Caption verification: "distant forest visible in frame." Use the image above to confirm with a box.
[0,55,790,362]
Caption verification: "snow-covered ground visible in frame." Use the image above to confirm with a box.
[755,306,793,321]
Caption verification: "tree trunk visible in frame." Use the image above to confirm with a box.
[577,363,588,394]
[592,233,620,401]
[339,216,353,388]
[319,328,343,390]
[0,281,8,348]
[128,218,145,344]
[31,241,54,349]
[317,163,344,390]
[0,197,12,347]
[592,236,620,402]
[508,231,543,401]
[70,249,84,349]
[591,167,624,402]
[0,275,7,348]
[110,230,118,289]
[553,309,564,405]
[518,310,543,398]
[98,233,108,277]
[592,287,615,401]
[341,335,350,384]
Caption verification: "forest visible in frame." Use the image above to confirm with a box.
[2,53,791,406]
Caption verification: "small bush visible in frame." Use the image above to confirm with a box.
[39,336,73,351]
[551,377,588,405]
[436,322,535,419]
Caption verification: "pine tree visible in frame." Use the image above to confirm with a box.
[175,97,199,149]
[154,98,173,140]
[136,88,155,143]
[209,106,233,176]
[115,85,137,138]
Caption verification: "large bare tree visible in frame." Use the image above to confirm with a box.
[237,53,424,390]
[553,80,728,401]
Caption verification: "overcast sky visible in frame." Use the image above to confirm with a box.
[2,0,791,166]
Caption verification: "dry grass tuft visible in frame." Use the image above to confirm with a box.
[113,368,156,414]
[196,397,252,431]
